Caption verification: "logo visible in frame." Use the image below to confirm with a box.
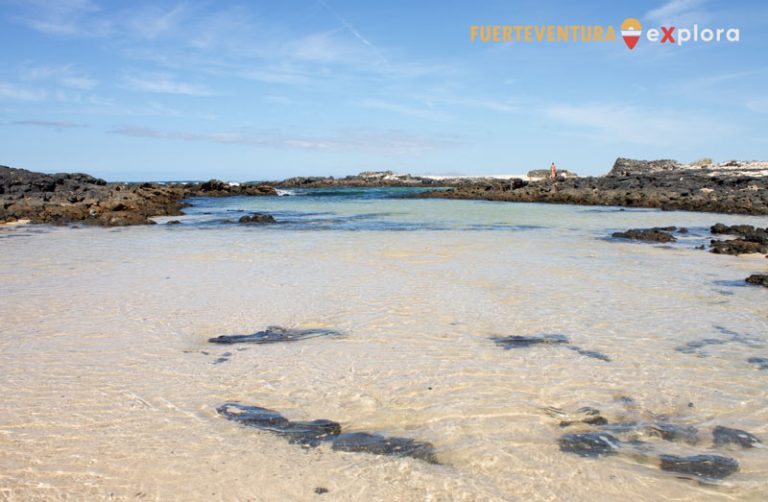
[620,18,642,50]
[469,19,740,50]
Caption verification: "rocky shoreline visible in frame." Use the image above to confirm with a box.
[0,165,277,226]
[407,158,768,216]
[2,158,768,226]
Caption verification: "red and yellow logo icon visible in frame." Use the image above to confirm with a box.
[621,18,642,49]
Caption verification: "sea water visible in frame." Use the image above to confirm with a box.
[1,188,767,500]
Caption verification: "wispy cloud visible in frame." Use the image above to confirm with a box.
[15,0,111,36]
[110,126,459,154]
[357,99,448,120]
[122,73,212,96]
[12,119,85,129]
[745,99,768,113]
[646,0,711,24]
[0,82,47,101]
[545,102,734,146]
[19,64,98,90]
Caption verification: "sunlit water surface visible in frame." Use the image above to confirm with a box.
[1,188,767,501]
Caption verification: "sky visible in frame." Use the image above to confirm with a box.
[0,0,767,181]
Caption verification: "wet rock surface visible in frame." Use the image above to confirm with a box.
[492,334,569,349]
[647,423,700,445]
[331,432,439,464]
[209,326,342,345]
[558,432,620,457]
[238,213,276,224]
[217,403,438,463]
[612,227,677,242]
[551,402,755,482]
[492,335,610,363]
[709,223,768,255]
[713,426,762,448]
[745,274,768,287]
[659,454,739,481]
[746,357,768,370]
[407,158,768,215]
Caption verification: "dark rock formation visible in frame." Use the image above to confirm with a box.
[612,227,677,242]
[216,403,341,447]
[217,402,438,462]
[0,165,278,226]
[745,274,768,287]
[491,334,569,349]
[209,326,342,345]
[238,213,276,224]
[407,158,768,215]
[746,357,768,370]
[272,171,441,188]
[608,158,681,177]
[659,454,739,480]
[712,426,762,448]
[558,432,620,457]
[331,432,439,464]
[709,223,768,255]
[492,335,610,363]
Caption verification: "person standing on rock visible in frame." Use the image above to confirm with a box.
[550,162,557,180]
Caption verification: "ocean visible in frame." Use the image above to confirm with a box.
[1,187,767,500]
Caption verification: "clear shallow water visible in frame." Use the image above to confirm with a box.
[1,189,768,501]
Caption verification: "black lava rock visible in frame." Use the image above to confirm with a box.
[713,426,762,448]
[331,432,439,464]
[558,432,620,457]
[659,454,739,480]
[238,213,276,224]
[492,334,569,349]
[746,274,768,287]
[209,326,342,345]
[611,228,676,242]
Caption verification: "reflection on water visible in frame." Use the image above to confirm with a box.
[1,190,768,500]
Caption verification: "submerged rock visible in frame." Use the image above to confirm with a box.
[611,228,676,242]
[648,423,700,445]
[558,432,620,457]
[559,407,608,428]
[713,426,762,448]
[238,213,276,224]
[747,357,768,370]
[746,274,768,287]
[659,454,739,480]
[209,326,342,345]
[217,403,437,462]
[216,403,341,447]
[492,334,569,349]
[567,345,611,362]
[331,432,439,464]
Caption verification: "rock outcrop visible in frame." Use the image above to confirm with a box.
[409,158,768,215]
[0,165,278,226]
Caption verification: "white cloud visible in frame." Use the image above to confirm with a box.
[122,74,212,96]
[110,126,459,154]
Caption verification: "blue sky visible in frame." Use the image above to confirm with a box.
[0,0,766,181]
